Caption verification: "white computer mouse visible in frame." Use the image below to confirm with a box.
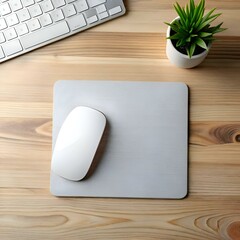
[51,106,106,181]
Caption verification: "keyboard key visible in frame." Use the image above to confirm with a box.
[52,0,65,8]
[39,13,52,26]
[67,0,75,3]
[87,0,105,7]
[0,32,6,43]
[67,13,86,30]
[4,27,17,40]
[96,4,106,14]
[27,18,41,31]
[87,15,97,24]
[2,39,23,56]
[0,46,5,59]
[15,22,29,35]
[105,0,121,9]
[9,0,23,11]
[109,6,121,16]
[51,9,64,22]
[98,11,108,20]
[84,8,96,18]
[21,0,35,7]
[6,13,19,26]
[0,3,12,16]
[62,4,76,17]
[21,21,70,49]
[17,8,31,21]
[41,0,54,13]
[29,4,42,17]
[74,0,88,12]
[0,18,7,30]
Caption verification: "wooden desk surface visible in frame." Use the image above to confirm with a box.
[0,1,240,239]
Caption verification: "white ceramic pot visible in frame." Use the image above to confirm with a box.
[166,17,210,68]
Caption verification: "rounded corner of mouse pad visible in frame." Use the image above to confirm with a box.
[51,80,188,199]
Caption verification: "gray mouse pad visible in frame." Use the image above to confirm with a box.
[50,80,188,199]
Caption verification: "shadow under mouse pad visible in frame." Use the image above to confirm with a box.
[50,80,188,199]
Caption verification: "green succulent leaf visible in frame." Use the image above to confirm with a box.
[174,3,186,25]
[190,0,195,15]
[176,38,186,47]
[168,33,182,40]
[186,36,191,42]
[215,28,227,34]
[203,37,216,42]
[165,22,179,32]
[191,5,199,25]
[191,0,204,25]
[187,43,196,58]
[199,32,212,37]
[197,0,205,20]
[176,39,182,47]
[180,5,187,19]
[202,8,216,22]
[195,37,208,49]
[186,4,190,17]
[209,23,227,34]
[196,13,221,32]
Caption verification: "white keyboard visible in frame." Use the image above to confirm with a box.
[0,0,125,62]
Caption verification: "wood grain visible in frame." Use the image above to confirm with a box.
[0,0,240,239]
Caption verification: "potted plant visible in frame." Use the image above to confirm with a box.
[165,0,226,68]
